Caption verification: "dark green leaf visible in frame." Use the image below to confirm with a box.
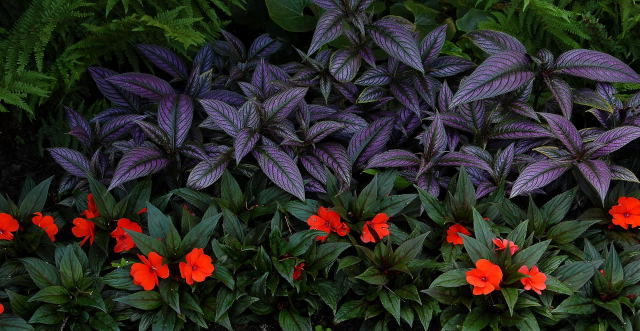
[114,291,162,310]
[379,289,401,325]
[28,286,70,304]
[429,269,468,288]
[278,308,312,331]
[21,258,60,289]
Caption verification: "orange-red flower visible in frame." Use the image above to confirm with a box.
[81,193,100,219]
[32,212,58,242]
[179,248,214,285]
[72,217,95,247]
[307,206,350,242]
[0,303,4,314]
[110,218,142,253]
[360,213,390,243]
[466,259,503,295]
[493,238,519,255]
[609,197,640,229]
[446,224,471,245]
[293,262,305,281]
[130,252,169,290]
[137,207,148,215]
[0,213,19,241]
[518,265,547,294]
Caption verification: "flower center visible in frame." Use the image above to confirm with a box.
[192,265,198,271]
[0,230,4,234]
[624,212,631,217]
[119,235,127,241]
[151,266,157,271]
[480,276,487,282]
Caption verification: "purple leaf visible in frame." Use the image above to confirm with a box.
[554,49,640,83]
[450,51,533,108]
[248,34,283,58]
[300,154,327,184]
[420,24,447,64]
[540,113,583,156]
[577,159,611,202]
[422,115,447,158]
[136,121,169,146]
[369,16,424,73]
[333,113,368,134]
[467,30,527,55]
[357,86,387,103]
[355,67,391,86]
[65,107,92,147]
[587,126,640,158]
[158,94,193,149]
[510,159,571,197]
[88,67,141,109]
[264,87,309,122]
[99,114,147,142]
[413,75,440,108]
[107,73,174,101]
[329,49,361,82]
[544,76,572,118]
[199,90,245,107]
[610,165,639,183]
[186,153,230,190]
[48,148,91,178]
[438,81,453,112]
[367,149,419,168]
[92,107,129,123]
[493,144,515,180]
[233,128,260,163]
[347,117,394,166]
[239,101,260,129]
[429,56,474,77]
[109,146,169,190]
[193,44,214,74]
[308,10,344,55]
[390,82,421,115]
[491,121,551,140]
[136,44,188,79]
[439,152,493,172]
[314,142,351,187]
[199,99,242,137]
[573,88,613,111]
[253,145,305,200]
[307,121,344,143]
[221,30,247,60]
[252,60,275,96]
[305,179,327,193]
[312,0,339,10]
[507,102,538,120]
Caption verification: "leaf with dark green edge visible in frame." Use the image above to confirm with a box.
[313,280,341,313]
[541,187,576,224]
[171,188,213,212]
[512,240,550,267]
[429,269,469,288]
[462,307,491,331]
[311,242,351,271]
[506,220,529,247]
[287,230,324,256]
[334,300,366,323]
[18,176,52,218]
[279,308,312,331]
[461,235,494,264]
[369,16,424,73]
[604,244,624,288]
[89,312,118,331]
[554,261,598,292]
[222,207,245,243]
[213,264,235,290]
[553,295,596,314]
[273,257,297,286]
[378,194,416,217]
[594,299,624,323]
[394,233,429,265]
[355,266,388,285]
[87,176,118,219]
[21,258,60,289]
[220,171,244,211]
[178,214,221,255]
[115,291,162,310]
[266,0,316,32]
[308,10,344,54]
[545,275,574,295]
[5,290,38,320]
[28,286,70,304]
[337,256,362,271]
[379,289,401,325]
[472,208,494,247]
[186,153,231,190]
[28,305,63,325]
[160,280,181,314]
[0,316,34,331]
[546,220,597,245]
[414,302,434,330]
[502,288,518,316]
[286,199,320,222]
[125,229,167,256]
[60,245,83,289]
[103,268,142,291]
[416,186,446,225]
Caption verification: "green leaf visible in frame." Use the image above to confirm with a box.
[546,220,597,245]
[160,280,181,314]
[77,291,107,312]
[461,235,493,263]
[6,290,38,320]
[472,208,493,247]
[512,240,551,267]
[171,188,212,211]
[279,308,312,331]
[215,287,236,321]
[334,300,366,323]
[502,288,518,316]
[541,188,576,224]
[287,230,322,256]
[355,267,388,285]
[378,194,416,217]
[146,202,172,239]
[414,302,434,330]
[355,176,379,218]
[554,261,597,292]
[604,244,624,287]
[114,291,162,310]
[213,264,235,290]
[103,268,142,290]
[286,199,319,222]
[462,307,491,330]
[28,286,70,304]
[623,260,640,286]
[60,245,83,288]
[87,176,117,219]
[314,281,340,313]
[312,242,351,271]
[396,285,421,304]
[553,295,596,314]
[595,299,624,323]
[222,207,245,242]
[265,0,316,32]
[89,312,118,331]
[28,305,63,324]
[18,176,52,218]
[221,171,244,211]
[429,269,469,288]
[337,256,361,271]
[179,214,221,255]
[379,289,401,325]
[456,8,492,32]
[21,258,60,289]
[125,229,166,256]
[417,186,446,225]
[544,275,574,295]
[394,232,429,265]
[506,220,529,247]
[0,316,33,330]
